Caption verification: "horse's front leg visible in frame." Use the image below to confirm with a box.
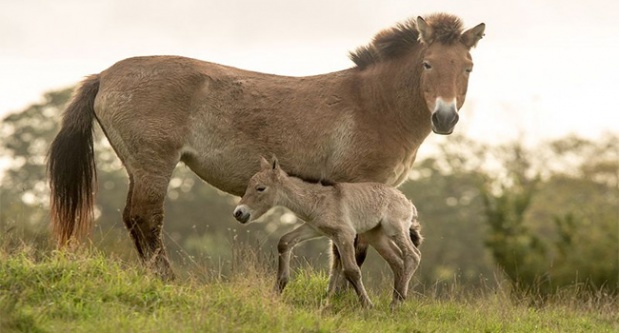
[276,223,322,293]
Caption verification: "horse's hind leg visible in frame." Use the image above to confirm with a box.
[123,166,176,280]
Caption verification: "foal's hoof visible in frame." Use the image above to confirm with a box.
[274,279,288,295]
[390,300,403,311]
[153,268,176,282]
[273,286,284,295]
[361,300,374,309]
[333,279,352,295]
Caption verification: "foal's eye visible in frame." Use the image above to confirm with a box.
[423,61,432,70]
[256,185,266,193]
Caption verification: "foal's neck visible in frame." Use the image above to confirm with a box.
[276,176,333,222]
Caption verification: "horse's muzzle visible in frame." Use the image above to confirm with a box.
[233,206,250,224]
[431,106,459,135]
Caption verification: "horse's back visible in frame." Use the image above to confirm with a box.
[90,55,356,194]
[95,56,225,122]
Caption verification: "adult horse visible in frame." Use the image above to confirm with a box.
[48,13,485,279]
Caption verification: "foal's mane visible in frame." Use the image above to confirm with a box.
[287,172,336,187]
[349,13,464,69]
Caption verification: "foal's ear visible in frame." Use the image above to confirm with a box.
[461,23,485,48]
[270,155,280,171]
[259,156,271,170]
[416,16,434,45]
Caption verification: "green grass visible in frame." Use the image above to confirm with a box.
[1,245,617,333]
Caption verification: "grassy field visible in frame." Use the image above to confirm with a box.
[0,244,616,333]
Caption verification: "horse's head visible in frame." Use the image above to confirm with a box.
[417,15,485,135]
[233,156,283,224]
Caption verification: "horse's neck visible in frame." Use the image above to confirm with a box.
[276,177,331,221]
[355,55,431,145]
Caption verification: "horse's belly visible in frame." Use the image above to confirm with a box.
[180,140,256,196]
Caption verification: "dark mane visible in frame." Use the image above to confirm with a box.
[349,13,464,70]
[287,172,336,187]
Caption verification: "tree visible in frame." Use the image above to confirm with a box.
[479,136,618,295]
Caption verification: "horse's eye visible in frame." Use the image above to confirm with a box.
[465,68,473,73]
[423,61,432,70]
[256,186,266,192]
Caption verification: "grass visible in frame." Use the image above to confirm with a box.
[0,243,617,333]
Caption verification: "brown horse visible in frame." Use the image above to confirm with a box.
[48,13,484,279]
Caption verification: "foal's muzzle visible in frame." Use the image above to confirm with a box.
[233,205,250,224]
[431,99,459,135]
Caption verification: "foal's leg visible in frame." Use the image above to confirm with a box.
[123,167,176,280]
[364,231,407,307]
[329,234,369,293]
[331,231,373,308]
[276,223,322,293]
[327,241,344,294]
[390,229,421,308]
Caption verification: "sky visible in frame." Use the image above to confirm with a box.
[1,0,618,147]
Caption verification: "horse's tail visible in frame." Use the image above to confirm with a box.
[48,74,100,247]
[409,206,424,247]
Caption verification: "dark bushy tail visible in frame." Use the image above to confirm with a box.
[48,75,100,247]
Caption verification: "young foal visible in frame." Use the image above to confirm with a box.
[234,157,422,308]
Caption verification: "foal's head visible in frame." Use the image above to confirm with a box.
[233,156,284,224]
[417,14,485,134]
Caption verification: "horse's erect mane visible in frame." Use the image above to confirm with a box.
[349,13,464,70]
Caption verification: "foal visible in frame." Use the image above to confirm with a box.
[233,156,422,308]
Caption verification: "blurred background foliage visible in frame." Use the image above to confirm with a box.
[1,88,617,297]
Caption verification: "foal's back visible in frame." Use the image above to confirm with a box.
[335,182,414,234]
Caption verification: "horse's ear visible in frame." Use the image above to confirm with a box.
[259,156,271,170]
[417,16,434,45]
[461,23,485,48]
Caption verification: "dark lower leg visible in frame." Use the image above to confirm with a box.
[127,212,174,280]
[124,175,175,280]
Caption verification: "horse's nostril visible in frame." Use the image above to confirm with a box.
[431,111,440,124]
[451,112,460,125]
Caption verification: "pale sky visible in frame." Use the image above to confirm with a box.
[1,0,618,146]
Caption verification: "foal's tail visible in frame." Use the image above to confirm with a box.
[409,208,424,247]
[48,74,100,247]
